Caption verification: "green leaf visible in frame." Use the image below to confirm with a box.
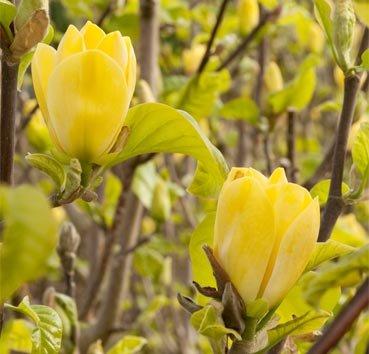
[0,0,17,37]
[314,0,339,63]
[17,50,34,89]
[302,244,369,305]
[259,311,330,352]
[132,161,158,208]
[107,335,147,354]
[0,185,58,303]
[54,293,78,332]
[0,319,33,353]
[331,214,368,247]
[359,48,369,70]
[25,153,66,191]
[5,297,62,354]
[190,305,241,340]
[189,213,216,303]
[151,178,172,222]
[268,56,317,115]
[277,280,339,332]
[105,103,229,198]
[219,97,260,125]
[352,122,369,177]
[305,240,355,272]
[177,70,231,119]
[42,24,54,44]
[100,172,122,227]
[310,179,350,205]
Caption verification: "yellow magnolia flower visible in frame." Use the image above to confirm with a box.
[213,167,320,308]
[238,0,259,35]
[32,21,136,164]
[264,61,283,93]
[182,44,206,75]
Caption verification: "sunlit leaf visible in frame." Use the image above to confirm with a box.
[219,97,260,125]
[0,185,58,303]
[189,213,216,303]
[0,319,33,353]
[5,297,62,354]
[352,122,369,177]
[310,179,350,205]
[305,240,355,272]
[104,103,229,198]
[258,311,330,352]
[107,335,147,354]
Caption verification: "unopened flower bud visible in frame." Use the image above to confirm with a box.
[264,61,283,93]
[58,222,80,254]
[238,0,259,35]
[333,0,356,70]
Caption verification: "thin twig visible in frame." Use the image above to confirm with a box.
[216,7,281,71]
[307,278,369,354]
[318,74,361,242]
[139,0,160,96]
[303,139,335,190]
[287,110,297,182]
[196,0,231,75]
[79,155,154,319]
[1,58,19,184]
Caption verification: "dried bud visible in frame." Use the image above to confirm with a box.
[58,222,80,254]
[11,6,49,58]
[14,0,48,30]
[333,0,356,70]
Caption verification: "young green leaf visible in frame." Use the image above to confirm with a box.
[352,122,369,177]
[304,240,355,272]
[257,311,330,353]
[0,0,17,38]
[103,103,229,198]
[190,305,242,340]
[310,179,350,205]
[0,319,33,353]
[0,185,58,303]
[107,335,147,354]
[314,0,339,64]
[5,297,62,354]
[189,213,217,303]
[25,153,66,191]
[219,97,260,125]
[302,244,369,305]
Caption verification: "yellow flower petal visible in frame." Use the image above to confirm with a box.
[214,176,275,303]
[224,167,268,188]
[98,31,128,73]
[262,198,320,307]
[31,43,62,148]
[123,36,137,99]
[260,182,313,295]
[80,21,105,49]
[269,167,288,185]
[46,50,129,163]
[57,25,85,63]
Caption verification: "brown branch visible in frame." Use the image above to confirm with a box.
[80,192,144,351]
[318,74,361,242]
[1,57,19,185]
[307,278,369,354]
[139,0,160,97]
[196,0,231,75]
[287,110,297,182]
[303,139,335,190]
[216,6,281,72]
[78,155,154,319]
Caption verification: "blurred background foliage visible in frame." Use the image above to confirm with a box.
[1,0,369,353]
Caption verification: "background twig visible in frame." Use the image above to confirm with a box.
[307,278,369,354]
